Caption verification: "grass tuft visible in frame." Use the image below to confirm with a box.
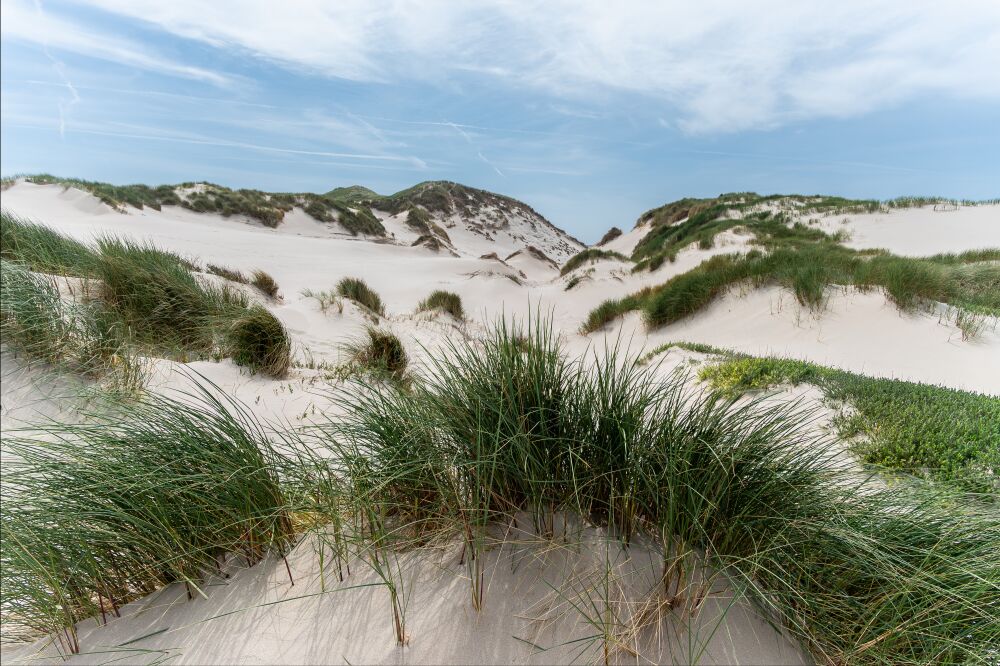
[207,263,248,284]
[560,248,629,276]
[344,326,409,382]
[336,277,385,316]
[416,290,464,319]
[226,305,292,378]
[250,269,280,299]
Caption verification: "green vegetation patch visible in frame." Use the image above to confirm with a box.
[337,277,386,316]
[17,176,386,235]
[584,236,1000,333]
[559,248,629,276]
[416,289,464,319]
[696,354,1000,491]
[1,321,998,662]
[1,215,291,378]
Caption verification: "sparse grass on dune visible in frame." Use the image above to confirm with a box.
[0,211,98,276]
[416,289,464,319]
[1,217,291,377]
[250,269,280,299]
[207,263,248,284]
[583,242,1000,333]
[559,248,629,276]
[0,386,295,650]
[301,287,343,313]
[697,353,1000,491]
[336,277,385,316]
[17,175,387,235]
[24,174,181,211]
[1,319,997,662]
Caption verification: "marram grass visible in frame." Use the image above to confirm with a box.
[0,216,291,378]
[2,318,997,663]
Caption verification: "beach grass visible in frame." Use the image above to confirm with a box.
[1,386,296,651]
[0,211,98,277]
[342,326,409,382]
[1,259,146,394]
[207,263,248,284]
[416,289,464,319]
[560,248,630,276]
[337,277,386,316]
[583,242,1000,333]
[1,218,290,377]
[2,318,998,662]
[226,305,292,377]
[250,269,280,299]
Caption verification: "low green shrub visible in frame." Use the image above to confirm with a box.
[698,353,1000,491]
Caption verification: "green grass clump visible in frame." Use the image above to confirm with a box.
[207,263,248,284]
[698,353,1000,490]
[559,248,629,276]
[344,326,409,382]
[1,260,145,392]
[0,211,98,276]
[95,238,245,351]
[226,305,292,378]
[1,387,295,650]
[250,269,280,299]
[416,290,464,319]
[1,217,289,377]
[318,317,1000,662]
[337,277,385,316]
[586,241,1000,332]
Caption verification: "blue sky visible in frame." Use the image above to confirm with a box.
[2,0,999,242]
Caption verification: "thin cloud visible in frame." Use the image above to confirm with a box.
[1,0,234,86]
[66,0,1000,133]
[5,121,429,168]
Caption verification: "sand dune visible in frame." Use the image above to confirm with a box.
[1,181,997,665]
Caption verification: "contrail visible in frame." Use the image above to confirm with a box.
[32,0,79,138]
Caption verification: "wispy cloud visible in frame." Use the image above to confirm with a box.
[1,0,233,86]
[445,121,504,177]
[28,1,80,137]
[5,119,429,168]
[65,0,1000,133]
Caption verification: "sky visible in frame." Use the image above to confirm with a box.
[2,0,999,242]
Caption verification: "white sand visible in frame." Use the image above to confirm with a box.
[816,204,1000,256]
[2,181,998,664]
[2,526,807,665]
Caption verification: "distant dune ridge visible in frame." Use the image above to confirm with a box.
[1,176,998,665]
